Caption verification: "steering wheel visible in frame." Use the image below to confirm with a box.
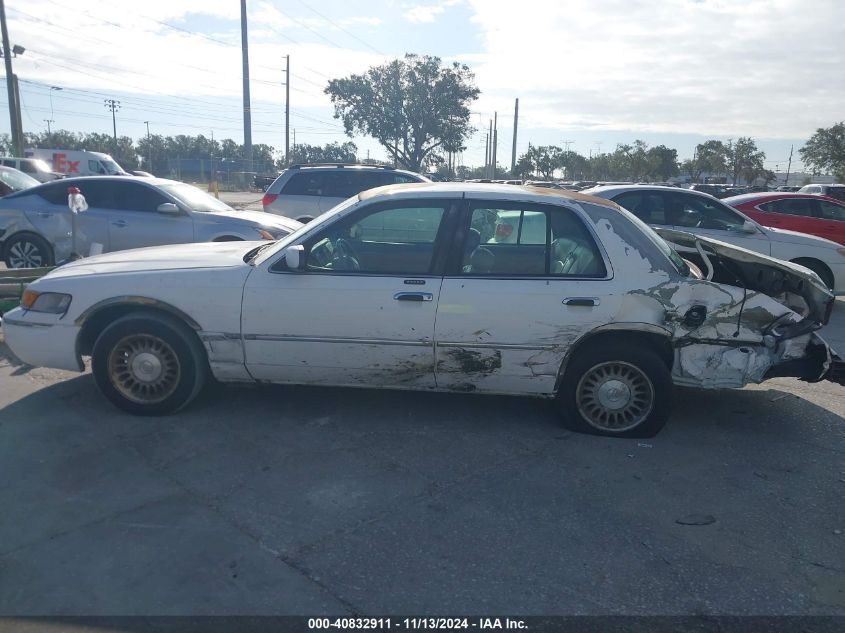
[332,237,361,271]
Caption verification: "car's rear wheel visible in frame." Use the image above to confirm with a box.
[92,312,207,415]
[4,233,54,269]
[556,341,671,437]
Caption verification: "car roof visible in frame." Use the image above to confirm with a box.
[357,181,619,209]
[587,184,715,198]
[725,192,845,204]
[41,175,179,186]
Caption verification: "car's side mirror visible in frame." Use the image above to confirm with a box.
[741,219,758,233]
[157,202,180,215]
[284,244,305,270]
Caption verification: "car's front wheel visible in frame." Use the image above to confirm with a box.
[4,233,54,269]
[91,312,207,415]
[556,341,671,437]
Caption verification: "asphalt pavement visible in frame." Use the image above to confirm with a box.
[0,302,843,616]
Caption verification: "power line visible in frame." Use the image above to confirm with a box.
[295,0,385,55]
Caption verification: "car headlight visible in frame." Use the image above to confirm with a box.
[20,290,72,314]
[256,228,275,240]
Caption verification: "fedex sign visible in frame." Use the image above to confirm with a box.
[52,153,80,174]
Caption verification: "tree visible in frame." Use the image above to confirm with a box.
[800,122,845,181]
[727,137,766,185]
[288,141,358,165]
[645,145,679,181]
[326,53,480,172]
[693,140,730,182]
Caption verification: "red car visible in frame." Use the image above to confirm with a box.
[724,192,845,245]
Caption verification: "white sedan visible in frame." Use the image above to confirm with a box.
[3,183,843,437]
[586,185,845,293]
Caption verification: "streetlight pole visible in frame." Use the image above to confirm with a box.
[44,119,53,134]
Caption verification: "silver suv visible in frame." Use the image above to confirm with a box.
[261,163,428,222]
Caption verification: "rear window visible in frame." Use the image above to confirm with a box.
[281,172,325,196]
[759,199,814,217]
[825,187,845,202]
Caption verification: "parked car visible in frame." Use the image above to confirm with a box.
[688,183,744,199]
[798,183,845,202]
[4,183,842,438]
[261,163,429,222]
[585,185,845,292]
[0,176,302,268]
[129,170,155,178]
[24,149,128,177]
[0,165,40,197]
[724,192,845,246]
[776,186,801,192]
[0,157,64,182]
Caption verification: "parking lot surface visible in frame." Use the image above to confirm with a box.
[0,302,843,615]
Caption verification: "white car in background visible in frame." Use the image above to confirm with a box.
[3,184,843,438]
[586,185,845,293]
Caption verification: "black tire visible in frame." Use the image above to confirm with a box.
[4,233,54,269]
[556,341,672,438]
[91,311,207,415]
[792,258,834,291]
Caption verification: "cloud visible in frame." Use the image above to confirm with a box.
[404,4,447,23]
[463,0,845,139]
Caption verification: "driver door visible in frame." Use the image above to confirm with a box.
[241,198,458,388]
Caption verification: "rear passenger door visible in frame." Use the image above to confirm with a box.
[611,191,674,229]
[756,197,819,234]
[814,199,845,245]
[434,199,615,395]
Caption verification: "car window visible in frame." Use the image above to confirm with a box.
[759,198,815,217]
[670,193,745,230]
[613,191,668,225]
[825,188,845,202]
[19,161,36,174]
[158,182,235,212]
[461,203,605,277]
[0,168,39,192]
[305,202,447,274]
[71,180,116,208]
[281,172,325,196]
[818,200,845,221]
[321,171,370,199]
[88,160,107,175]
[0,159,14,167]
[37,181,70,205]
[106,182,169,212]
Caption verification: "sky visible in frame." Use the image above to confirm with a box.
[3,0,844,172]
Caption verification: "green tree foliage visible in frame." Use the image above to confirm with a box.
[326,53,480,172]
[800,122,845,181]
[727,137,767,185]
[288,141,359,165]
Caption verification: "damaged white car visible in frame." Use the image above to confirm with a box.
[3,183,843,437]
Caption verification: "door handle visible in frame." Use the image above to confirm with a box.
[563,297,600,307]
[111,220,127,228]
[37,211,51,218]
[394,292,433,302]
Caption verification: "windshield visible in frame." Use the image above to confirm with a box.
[32,159,52,173]
[253,195,362,266]
[0,168,39,191]
[158,182,237,212]
[102,159,125,175]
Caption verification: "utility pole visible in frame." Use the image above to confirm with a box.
[483,132,489,177]
[562,140,574,152]
[283,54,290,164]
[491,112,499,180]
[104,99,120,150]
[487,119,493,178]
[784,144,794,187]
[240,0,253,174]
[44,119,53,134]
[144,121,152,170]
[511,98,519,174]
[0,0,20,155]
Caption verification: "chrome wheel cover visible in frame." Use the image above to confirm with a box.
[576,361,654,432]
[108,334,181,404]
[8,240,44,268]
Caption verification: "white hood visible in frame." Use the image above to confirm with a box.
[763,225,842,249]
[42,241,260,278]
